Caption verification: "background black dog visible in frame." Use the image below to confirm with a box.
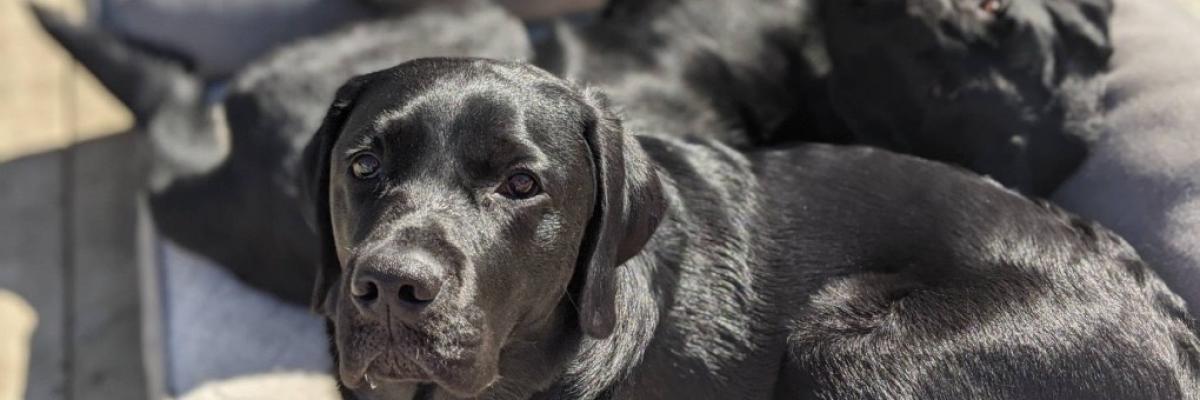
[822,0,1113,195]
[544,0,1114,197]
[303,58,1200,399]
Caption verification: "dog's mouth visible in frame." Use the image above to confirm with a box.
[341,349,498,397]
[336,321,498,397]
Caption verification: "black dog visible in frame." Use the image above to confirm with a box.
[302,58,1200,399]
[32,0,533,303]
[543,0,1113,196]
[822,0,1113,195]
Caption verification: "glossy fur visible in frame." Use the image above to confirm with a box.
[537,0,849,147]
[302,58,1200,400]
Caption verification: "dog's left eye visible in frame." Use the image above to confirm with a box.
[498,173,540,199]
[350,153,382,180]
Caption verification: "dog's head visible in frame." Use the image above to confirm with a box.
[823,0,1112,86]
[299,58,665,397]
[822,0,1112,194]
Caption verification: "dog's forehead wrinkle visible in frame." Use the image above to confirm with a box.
[371,108,407,134]
[380,177,468,213]
[367,86,447,134]
[449,92,526,137]
[340,133,380,159]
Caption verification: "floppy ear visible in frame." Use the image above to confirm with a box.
[575,88,667,338]
[298,74,375,312]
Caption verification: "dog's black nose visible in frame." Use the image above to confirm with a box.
[350,252,443,318]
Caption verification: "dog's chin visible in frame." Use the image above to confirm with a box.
[339,346,499,398]
[330,290,496,396]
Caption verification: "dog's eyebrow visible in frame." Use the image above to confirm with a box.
[372,108,406,132]
[342,134,382,159]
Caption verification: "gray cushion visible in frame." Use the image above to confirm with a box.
[101,0,369,77]
[97,0,606,78]
[1054,0,1200,315]
[159,240,335,397]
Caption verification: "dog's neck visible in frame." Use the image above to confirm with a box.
[474,248,666,400]
[554,250,666,399]
[478,195,688,400]
[539,137,770,399]
[536,179,694,400]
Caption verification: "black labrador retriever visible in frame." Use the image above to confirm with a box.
[822,0,1113,196]
[546,0,1112,196]
[301,58,1200,399]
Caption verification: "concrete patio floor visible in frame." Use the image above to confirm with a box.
[0,132,145,400]
[2,0,142,398]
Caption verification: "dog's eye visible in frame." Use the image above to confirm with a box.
[499,173,540,199]
[350,153,382,180]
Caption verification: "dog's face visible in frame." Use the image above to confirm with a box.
[299,58,664,397]
[824,0,1111,88]
[824,0,1030,144]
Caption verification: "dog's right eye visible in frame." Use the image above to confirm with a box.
[497,172,541,199]
[350,153,382,180]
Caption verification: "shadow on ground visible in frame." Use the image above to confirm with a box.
[0,132,146,400]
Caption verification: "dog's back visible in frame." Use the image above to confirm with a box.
[628,139,1200,398]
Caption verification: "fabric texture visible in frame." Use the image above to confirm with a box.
[1054,0,1200,315]
[100,0,369,78]
[96,0,605,78]
[159,241,334,397]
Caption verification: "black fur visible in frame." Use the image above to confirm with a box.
[821,0,1113,195]
[302,58,1200,400]
[536,0,850,148]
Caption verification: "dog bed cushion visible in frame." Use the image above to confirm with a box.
[1054,0,1200,315]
